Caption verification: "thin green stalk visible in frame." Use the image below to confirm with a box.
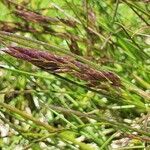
[100,132,119,150]
[0,102,93,150]
[33,99,150,137]
[133,74,150,89]
[0,115,29,139]
[112,0,119,24]
[130,6,149,26]
[0,65,116,99]
[0,31,107,71]
[0,102,57,132]
[123,0,150,17]
[115,22,149,59]
[114,145,145,150]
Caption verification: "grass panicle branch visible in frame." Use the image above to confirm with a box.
[3,46,121,88]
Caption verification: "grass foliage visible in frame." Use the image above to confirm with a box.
[0,0,150,149]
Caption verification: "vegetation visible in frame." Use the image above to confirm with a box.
[0,0,149,149]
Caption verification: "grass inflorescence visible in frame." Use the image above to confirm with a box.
[0,0,149,149]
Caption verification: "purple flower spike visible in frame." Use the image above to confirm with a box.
[3,46,121,88]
